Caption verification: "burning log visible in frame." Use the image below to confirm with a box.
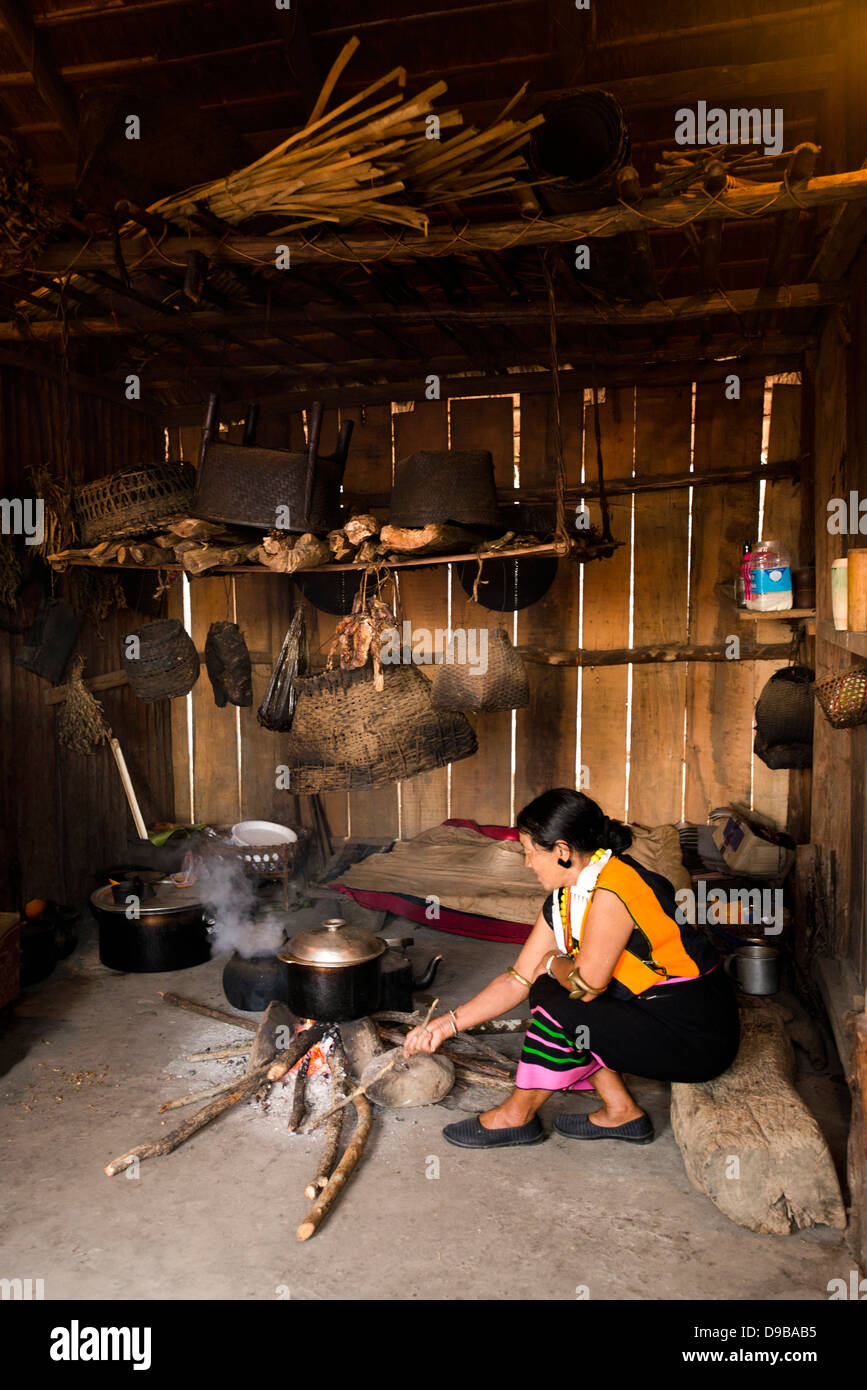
[305,1037,348,1200]
[104,1026,325,1176]
[286,1054,311,1133]
[297,1094,373,1243]
[158,991,258,1033]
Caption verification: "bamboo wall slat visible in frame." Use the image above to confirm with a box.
[447,394,515,825]
[578,389,636,821]
[393,400,451,839]
[513,393,580,813]
[751,382,803,829]
[629,385,692,824]
[683,379,763,821]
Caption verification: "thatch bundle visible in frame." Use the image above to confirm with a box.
[146,39,543,235]
[0,137,61,272]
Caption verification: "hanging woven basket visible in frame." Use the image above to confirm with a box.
[75,461,195,545]
[812,667,867,729]
[753,664,814,768]
[122,619,200,702]
[284,663,477,793]
[431,628,529,712]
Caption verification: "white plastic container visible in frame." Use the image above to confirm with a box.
[746,540,793,612]
[831,557,849,630]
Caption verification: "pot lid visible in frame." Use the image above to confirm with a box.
[278,917,386,967]
[90,881,203,915]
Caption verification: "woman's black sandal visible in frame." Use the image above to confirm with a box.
[554,1112,654,1144]
[442,1115,545,1148]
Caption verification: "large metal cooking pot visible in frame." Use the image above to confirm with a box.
[91,880,212,973]
[277,917,385,1022]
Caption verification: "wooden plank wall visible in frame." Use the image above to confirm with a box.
[0,368,170,908]
[161,380,805,856]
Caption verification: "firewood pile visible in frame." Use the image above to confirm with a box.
[104,991,518,1242]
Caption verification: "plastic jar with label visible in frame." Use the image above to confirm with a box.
[746,540,793,612]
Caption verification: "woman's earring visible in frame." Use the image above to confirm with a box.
[557,856,572,868]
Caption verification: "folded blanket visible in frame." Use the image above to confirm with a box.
[333,819,691,932]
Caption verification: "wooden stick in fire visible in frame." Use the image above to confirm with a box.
[286,1053,312,1133]
[300,998,438,1134]
[158,991,259,1033]
[104,1025,326,1176]
[297,1093,373,1242]
[304,1036,348,1200]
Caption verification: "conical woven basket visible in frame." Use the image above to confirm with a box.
[431,628,529,712]
[284,663,477,793]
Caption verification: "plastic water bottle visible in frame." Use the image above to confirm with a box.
[746,540,793,612]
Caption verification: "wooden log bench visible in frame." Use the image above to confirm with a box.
[670,1004,847,1235]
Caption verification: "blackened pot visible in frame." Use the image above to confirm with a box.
[91,882,212,973]
[278,917,385,1023]
[223,950,290,1012]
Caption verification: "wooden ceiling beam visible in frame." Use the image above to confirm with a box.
[157,353,807,424]
[31,168,867,273]
[0,38,286,90]
[809,158,867,281]
[3,284,841,342]
[0,0,78,147]
[591,3,841,51]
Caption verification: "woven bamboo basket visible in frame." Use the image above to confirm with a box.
[284,664,477,793]
[75,461,195,544]
[812,667,867,729]
[122,619,200,702]
[431,628,530,712]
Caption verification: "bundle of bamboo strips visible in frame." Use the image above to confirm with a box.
[146,38,543,236]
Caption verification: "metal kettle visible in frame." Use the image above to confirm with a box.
[379,936,443,1012]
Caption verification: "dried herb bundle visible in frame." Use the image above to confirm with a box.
[56,655,112,756]
[0,534,22,608]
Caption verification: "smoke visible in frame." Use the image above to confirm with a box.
[199,856,287,959]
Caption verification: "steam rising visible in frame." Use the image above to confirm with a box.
[199,856,287,959]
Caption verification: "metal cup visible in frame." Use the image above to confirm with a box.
[723,944,781,995]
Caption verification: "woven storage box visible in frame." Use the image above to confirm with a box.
[75,461,195,544]
[812,666,867,729]
[122,619,200,702]
[285,663,477,793]
[431,628,529,712]
[389,450,499,528]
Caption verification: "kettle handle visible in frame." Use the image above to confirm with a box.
[723,954,738,980]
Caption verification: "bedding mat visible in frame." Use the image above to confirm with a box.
[332,818,691,943]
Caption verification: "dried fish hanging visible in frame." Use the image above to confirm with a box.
[258,608,309,732]
[56,655,112,756]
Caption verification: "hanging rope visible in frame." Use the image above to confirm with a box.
[541,250,571,557]
[590,359,613,544]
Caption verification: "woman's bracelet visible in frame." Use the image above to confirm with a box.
[567,965,604,999]
[448,1009,459,1036]
[546,952,568,977]
[507,965,532,990]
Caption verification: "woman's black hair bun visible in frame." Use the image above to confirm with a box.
[606,817,633,853]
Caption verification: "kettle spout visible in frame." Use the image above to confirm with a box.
[413,953,443,991]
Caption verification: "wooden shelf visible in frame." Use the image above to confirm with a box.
[817,619,867,658]
[737,606,816,620]
[49,541,593,577]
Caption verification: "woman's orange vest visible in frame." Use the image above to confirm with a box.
[576,856,701,995]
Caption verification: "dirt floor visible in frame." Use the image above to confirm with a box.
[0,912,857,1302]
